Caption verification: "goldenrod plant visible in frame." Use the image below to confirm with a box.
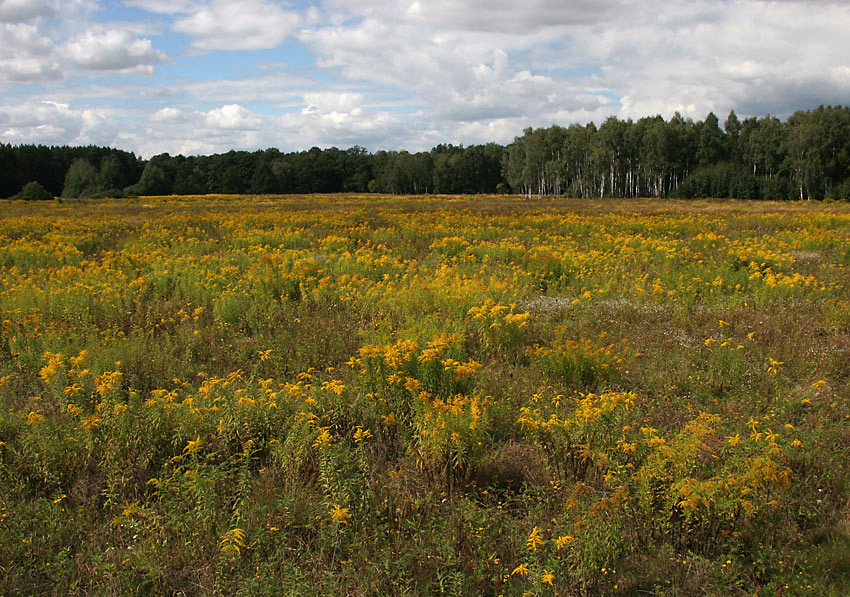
[1,194,849,594]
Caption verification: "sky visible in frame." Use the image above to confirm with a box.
[1,0,849,158]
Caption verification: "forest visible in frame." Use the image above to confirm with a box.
[2,105,850,201]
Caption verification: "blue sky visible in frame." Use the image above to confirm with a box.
[2,0,849,157]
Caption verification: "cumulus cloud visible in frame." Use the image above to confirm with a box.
[3,0,850,156]
[129,100,416,157]
[304,0,850,131]
[563,0,850,120]
[146,104,263,131]
[150,107,187,123]
[203,104,262,130]
[0,0,55,23]
[135,104,266,155]
[0,4,169,83]
[173,0,301,52]
[0,100,123,146]
[277,104,411,150]
[298,6,611,132]
[63,27,168,74]
[0,23,59,83]
[302,92,364,114]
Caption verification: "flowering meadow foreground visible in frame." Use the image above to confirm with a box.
[2,194,850,595]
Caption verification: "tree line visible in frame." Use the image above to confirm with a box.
[2,105,850,201]
[505,106,850,201]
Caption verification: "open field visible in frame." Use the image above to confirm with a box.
[2,194,850,595]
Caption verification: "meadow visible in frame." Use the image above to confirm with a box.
[1,193,850,595]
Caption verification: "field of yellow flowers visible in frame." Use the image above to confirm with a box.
[2,194,850,595]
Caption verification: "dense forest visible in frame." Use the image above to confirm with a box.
[2,105,850,200]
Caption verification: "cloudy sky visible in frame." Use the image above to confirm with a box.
[1,0,848,157]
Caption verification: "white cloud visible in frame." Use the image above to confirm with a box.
[63,27,167,74]
[305,0,850,135]
[0,0,55,23]
[0,23,59,82]
[302,92,364,114]
[298,9,609,134]
[173,0,301,52]
[150,106,186,122]
[3,0,850,157]
[453,118,534,146]
[563,0,850,120]
[134,104,266,155]
[146,104,263,132]
[203,104,261,130]
[276,105,411,150]
[76,107,122,145]
[0,100,122,146]
[123,0,198,14]
[171,70,313,105]
[127,100,416,157]
[0,9,168,83]
[322,0,630,31]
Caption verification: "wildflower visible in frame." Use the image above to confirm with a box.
[330,505,351,524]
[183,435,202,454]
[526,526,544,551]
[26,410,44,425]
[81,414,101,430]
[63,383,82,397]
[353,426,373,444]
[95,371,123,397]
[504,312,530,327]
[541,569,555,585]
[68,350,88,368]
[766,357,783,375]
[418,348,442,362]
[313,426,334,449]
[219,528,246,555]
[39,352,64,384]
[321,379,345,396]
[511,563,529,576]
[555,535,574,550]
